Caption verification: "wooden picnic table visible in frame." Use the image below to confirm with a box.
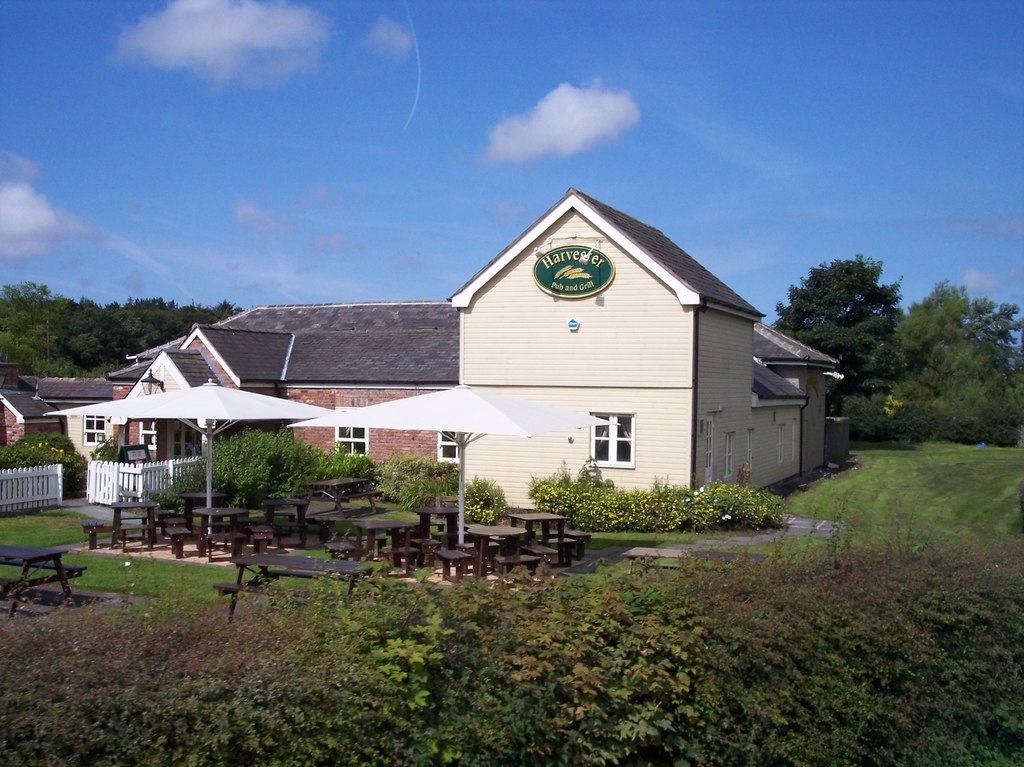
[464,524,532,576]
[262,497,312,547]
[506,511,572,566]
[179,491,226,522]
[506,510,566,543]
[307,478,381,512]
[110,500,159,549]
[350,519,417,564]
[220,553,369,620]
[0,545,86,617]
[411,507,461,548]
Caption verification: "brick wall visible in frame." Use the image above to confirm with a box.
[286,386,443,461]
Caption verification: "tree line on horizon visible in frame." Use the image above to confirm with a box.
[0,282,239,378]
[2,260,1022,446]
[775,255,1024,445]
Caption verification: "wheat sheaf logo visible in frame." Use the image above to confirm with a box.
[554,265,592,281]
[533,245,615,299]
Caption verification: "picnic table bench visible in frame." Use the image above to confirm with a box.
[306,478,382,512]
[217,552,370,621]
[623,547,768,572]
[0,545,86,617]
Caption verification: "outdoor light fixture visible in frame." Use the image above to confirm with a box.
[141,371,164,395]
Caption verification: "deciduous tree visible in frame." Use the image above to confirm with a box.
[775,255,903,405]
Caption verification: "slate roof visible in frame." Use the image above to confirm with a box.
[570,189,762,317]
[106,301,460,387]
[754,323,837,367]
[165,350,220,387]
[215,301,460,385]
[220,301,457,334]
[196,327,292,382]
[0,390,58,419]
[1,376,112,421]
[752,362,805,400]
[284,329,459,384]
[25,377,113,400]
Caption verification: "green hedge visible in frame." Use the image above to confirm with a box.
[528,469,784,533]
[1,542,1021,766]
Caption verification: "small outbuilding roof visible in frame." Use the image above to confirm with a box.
[754,323,838,367]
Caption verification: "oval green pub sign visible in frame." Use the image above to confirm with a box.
[533,245,616,299]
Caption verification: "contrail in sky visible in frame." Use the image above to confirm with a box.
[403,0,421,130]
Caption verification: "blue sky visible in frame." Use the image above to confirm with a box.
[1,0,1021,322]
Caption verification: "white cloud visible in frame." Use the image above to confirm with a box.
[117,0,330,87]
[234,199,293,235]
[962,266,1022,295]
[485,81,640,163]
[364,16,412,59]
[961,269,999,294]
[0,181,89,260]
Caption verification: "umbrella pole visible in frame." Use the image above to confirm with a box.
[204,423,214,535]
[457,434,468,546]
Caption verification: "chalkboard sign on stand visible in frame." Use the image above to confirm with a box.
[117,444,151,464]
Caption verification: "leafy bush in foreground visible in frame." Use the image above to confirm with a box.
[1,541,1021,766]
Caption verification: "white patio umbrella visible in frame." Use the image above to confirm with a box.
[48,381,334,508]
[290,385,607,543]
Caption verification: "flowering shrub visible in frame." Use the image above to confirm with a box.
[686,481,785,530]
[1,434,86,496]
[528,469,784,532]
[463,477,506,524]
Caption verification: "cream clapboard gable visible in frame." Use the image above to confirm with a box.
[451,190,803,506]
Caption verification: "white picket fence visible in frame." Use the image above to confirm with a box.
[0,464,64,513]
[86,458,200,505]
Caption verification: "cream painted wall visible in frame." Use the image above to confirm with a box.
[749,405,802,487]
[462,386,693,507]
[693,309,756,486]
[461,212,693,388]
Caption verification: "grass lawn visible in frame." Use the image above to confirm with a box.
[2,441,1019,605]
[785,441,1022,546]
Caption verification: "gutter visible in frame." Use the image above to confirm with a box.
[689,303,704,487]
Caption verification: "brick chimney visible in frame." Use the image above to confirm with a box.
[0,362,18,388]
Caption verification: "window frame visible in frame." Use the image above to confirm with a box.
[83,415,106,447]
[335,425,368,455]
[437,431,460,463]
[724,431,735,479]
[140,419,158,451]
[591,413,635,469]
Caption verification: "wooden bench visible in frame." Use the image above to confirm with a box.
[81,522,114,550]
[622,547,691,573]
[198,531,247,561]
[307,511,349,542]
[521,544,559,565]
[214,581,264,596]
[120,525,156,552]
[494,554,542,576]
[247,525,275,554]
[165,526,194,559]
[324,538,356,560]
[347,490,382,506]
[436,548,473,581]
[557,529,592,560]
